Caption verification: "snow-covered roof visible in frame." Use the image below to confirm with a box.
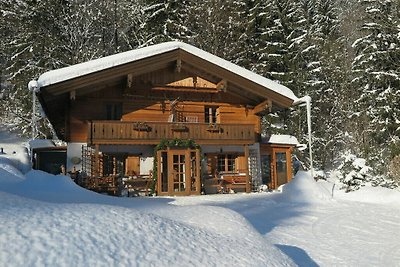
[37,41,298,102]
[28,139,55,150]
[267,135,300,146]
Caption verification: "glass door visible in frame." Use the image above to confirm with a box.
[172,152,186,192]
[276,152,288,187]
[261,155,271,185]
[157,148,200,196]
[160,151,169,193]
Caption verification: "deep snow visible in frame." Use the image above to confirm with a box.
[1,127,399,267]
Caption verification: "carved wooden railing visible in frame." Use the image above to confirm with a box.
[88,121,256,145]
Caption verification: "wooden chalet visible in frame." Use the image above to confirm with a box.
[35,41,301,196]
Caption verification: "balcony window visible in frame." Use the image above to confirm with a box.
[105,103,122,120]
[205,106,218,123]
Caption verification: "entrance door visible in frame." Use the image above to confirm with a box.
[157,149,200,196]
[276,152,288,187]
[171,152,187,193]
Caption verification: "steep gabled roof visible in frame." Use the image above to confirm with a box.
[37,41,298,107]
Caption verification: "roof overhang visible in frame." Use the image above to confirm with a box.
[36,41,298,108]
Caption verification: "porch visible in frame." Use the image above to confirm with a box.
[87,121,257,145]
[73,144,253,196]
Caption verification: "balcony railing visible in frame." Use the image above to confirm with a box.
[88,121,256,145]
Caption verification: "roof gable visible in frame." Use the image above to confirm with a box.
[37,41,298,107]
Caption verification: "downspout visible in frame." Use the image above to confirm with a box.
[292,96,314,178]
[27,80,40,167]
[28,80,39,140]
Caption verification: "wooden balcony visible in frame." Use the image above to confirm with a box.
[88,121,256,145]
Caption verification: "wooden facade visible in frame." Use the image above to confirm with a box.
[36,42,298,196]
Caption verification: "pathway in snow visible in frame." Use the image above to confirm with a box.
[222,198,398,266]
[171,178,400,267]
[310,202,400,266]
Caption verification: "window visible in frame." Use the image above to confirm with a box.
[261,155,271,184]
[102,153,125,176]
[105,103,122,120]
[205,106,218,123]
[217,154,236,173]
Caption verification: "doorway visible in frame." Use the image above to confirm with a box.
[275,152,288,187]
[260,144,294,189]
[157,148,200,196]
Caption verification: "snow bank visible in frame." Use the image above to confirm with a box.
[0,160,25,183]
[0,167,294,266]
[0,126,31,174]
[1,190,296,267]
[1,170,106,203]
[281,171,332,203]
[334,185,400,205]
[28,139,55,149]
[152,204,260,238]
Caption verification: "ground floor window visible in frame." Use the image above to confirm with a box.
[261,155,271,184]
[102,153,126,177]
[217,154,236,173]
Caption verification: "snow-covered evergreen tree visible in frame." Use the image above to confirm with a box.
[352,0,400,173]
[187,0,247,62]
[143,0,194,43]
[0,0,399,187]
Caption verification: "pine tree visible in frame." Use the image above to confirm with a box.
[143,0,194,43]
[187,0,247,62]
[0,0,68,134]
[352,0,400,172]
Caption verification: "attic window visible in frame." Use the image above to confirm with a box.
[105,103,122,120]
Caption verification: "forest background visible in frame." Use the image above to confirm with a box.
[0,0,399,188]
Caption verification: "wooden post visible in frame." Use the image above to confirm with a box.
[156,150,161,195]
[94,144,99,187]
[244,145,250,193]
[196,148,201,195]
[287,147,293,182]
[167,147,172,194]
[113,156,117,176]
[271,148,276,189]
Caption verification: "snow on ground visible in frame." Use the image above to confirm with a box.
[1,127,400,267]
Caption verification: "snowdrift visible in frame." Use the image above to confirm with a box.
[0,165,294,266]
[281,171,332,203]
[1,170,106,204]
[334,185,400,204]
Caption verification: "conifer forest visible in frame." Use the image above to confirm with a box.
[0,0,399,187]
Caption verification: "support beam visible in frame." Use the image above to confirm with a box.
[156,150,162,194]
[70,90,76,100]
[176,59,182,73]
[244,144,251,193]
[192,76,197,88]
[151,86,218,93]
[94,144,100,187]
[127,74,134,88]
[216,79,227,92]
[196,149,201,194]
[253,99,272,114]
